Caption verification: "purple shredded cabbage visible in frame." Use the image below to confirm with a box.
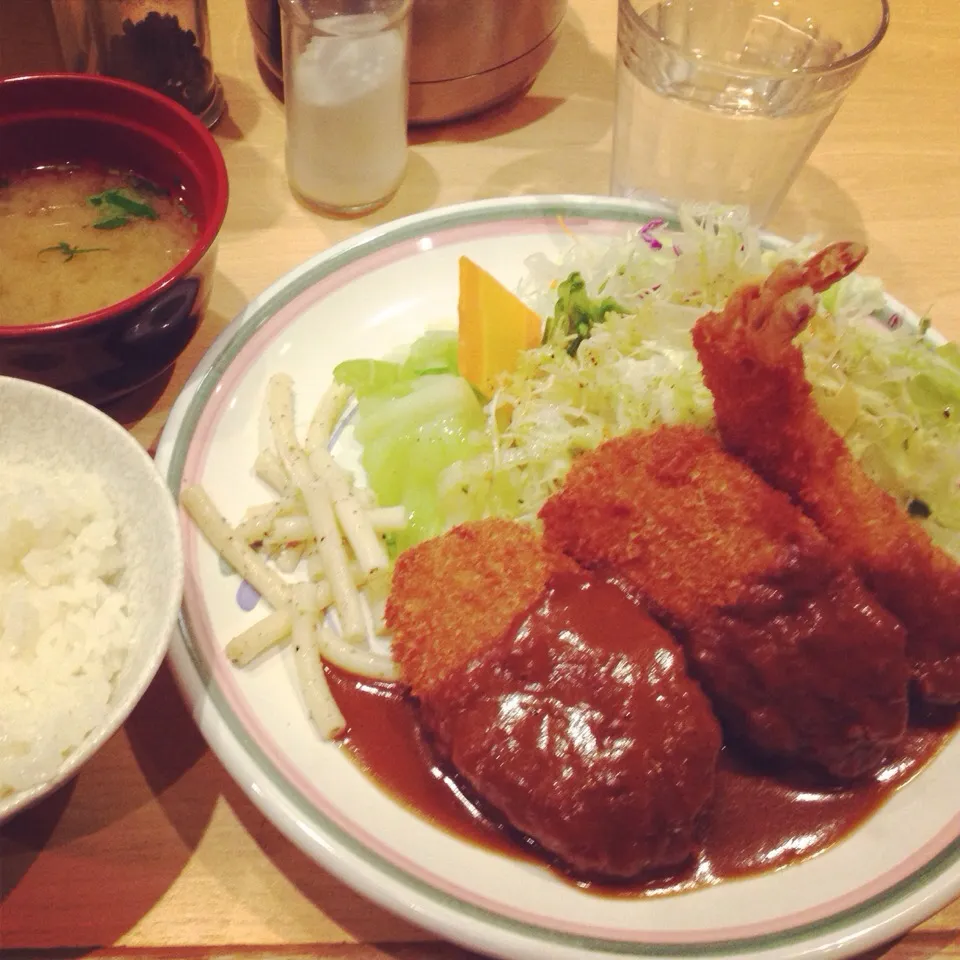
[639,217,666,250]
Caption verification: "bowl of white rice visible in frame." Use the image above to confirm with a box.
[0,376,183,821]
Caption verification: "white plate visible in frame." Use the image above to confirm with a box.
[154,195,960,960]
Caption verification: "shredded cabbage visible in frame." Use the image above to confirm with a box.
[801,305,960,557]
[439,208,802,526]
[344,208,960,560]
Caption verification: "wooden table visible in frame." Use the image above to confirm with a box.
[2,1,959,957]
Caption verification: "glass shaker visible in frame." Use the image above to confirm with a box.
[79,0,225,128]
[280,0,411,217]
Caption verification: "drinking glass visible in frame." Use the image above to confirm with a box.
[610,0,890,224]
[281,0,411,217]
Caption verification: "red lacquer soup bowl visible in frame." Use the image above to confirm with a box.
[0,73,229,404]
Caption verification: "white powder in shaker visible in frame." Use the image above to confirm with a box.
[286,13,408,211]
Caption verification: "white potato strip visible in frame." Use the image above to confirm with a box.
[308,447,388,576]
[226,610,291,666]
[275,545,304,574]
[315,579,333,610]
[306,552,325,583]
[223,566,394,678]
[180,485,293,611]
[364,572,391,636]
[316,623,400,681]
[304,381,351,455]
[370,597,389,637]
[254,448,292,496]
[226,593,397,676]
[268,374,366,641]
[236,497,306,545]
[352,486,377,510]
[290,583,345,740]
[235,503,278,544]
[305,553,366,588]
[229,581,335,667]
[366,505,407,532]
[298,467,365,639]
[260,538,308,555]
[273,515,312,540]
[266,507,400,550]
[364,567,390,600]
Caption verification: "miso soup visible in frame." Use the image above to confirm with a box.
[0,165,197,326]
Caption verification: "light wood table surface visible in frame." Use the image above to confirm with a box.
[2,1,960,958]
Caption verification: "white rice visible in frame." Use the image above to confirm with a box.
[0,463,132,796]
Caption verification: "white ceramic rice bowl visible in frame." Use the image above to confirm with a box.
[0,376,183,822]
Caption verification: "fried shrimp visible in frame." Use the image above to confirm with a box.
[693,242,960,704]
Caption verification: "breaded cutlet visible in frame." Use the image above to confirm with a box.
[539,424,909,779]
[384,515,723,879]
[385,517,577,698]
[540,424,830,626]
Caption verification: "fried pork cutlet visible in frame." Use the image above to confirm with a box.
[539,425,909,780]
[385,518,722,880]
[692,243,960,705]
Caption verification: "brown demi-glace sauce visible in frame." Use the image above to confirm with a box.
[325,667,954,895]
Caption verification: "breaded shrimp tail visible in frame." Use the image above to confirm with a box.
[693,243,960,703]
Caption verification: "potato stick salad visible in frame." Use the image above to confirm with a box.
[181,374,400,742]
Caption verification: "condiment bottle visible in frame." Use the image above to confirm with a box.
[72,0,225,128]
[280,0,411,217]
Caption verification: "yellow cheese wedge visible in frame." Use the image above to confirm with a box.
[457,256,542,397]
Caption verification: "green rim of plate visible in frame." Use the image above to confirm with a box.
[164,195,960,958]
